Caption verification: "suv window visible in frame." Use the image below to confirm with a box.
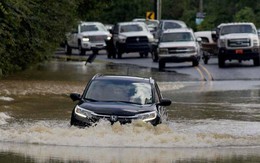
[220,25,256,35]
[120,24,143,33]
[161,32,194,42]
[85,80,152,105]
[163,22,182,30]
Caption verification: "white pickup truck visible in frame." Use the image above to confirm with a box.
[216,22,260,67]
[65,22,111,55]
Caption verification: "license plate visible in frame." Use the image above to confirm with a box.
[235,49,243,54]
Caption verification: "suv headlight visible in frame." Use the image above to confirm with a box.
[159,48,168,54]
[253,39,259,46]
[219,39,225,47]
[118,35,127,43]
[148,35,155,42]
[82,37,90,42]
[106,34,112,41]
[137,111,157,122]
[75,105,93,118]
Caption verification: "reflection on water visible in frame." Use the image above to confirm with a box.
[1,60,260,162]
[1,142,260,163]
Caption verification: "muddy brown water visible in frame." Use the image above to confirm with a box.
[0,60,260,162]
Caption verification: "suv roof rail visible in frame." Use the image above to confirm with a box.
[92,73,103,79]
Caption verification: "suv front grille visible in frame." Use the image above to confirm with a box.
[228,38,251,47]
[88,35,107,42]
[168,47,194,54]
[126,36,148,43]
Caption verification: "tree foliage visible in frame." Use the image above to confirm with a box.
[0,0,78,75]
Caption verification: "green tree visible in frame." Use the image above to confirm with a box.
[234,7,256,24]
[0,0,78,75]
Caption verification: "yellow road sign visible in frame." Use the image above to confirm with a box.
[146,11,155,20]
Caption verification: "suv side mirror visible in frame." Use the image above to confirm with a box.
[158,98,172,106]
[70,93,81,101]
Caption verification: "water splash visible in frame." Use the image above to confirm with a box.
[1,119,260,148]
[0,96,14,101]
[0,112,12,125]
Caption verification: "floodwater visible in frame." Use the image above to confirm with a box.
[1,59,260,163]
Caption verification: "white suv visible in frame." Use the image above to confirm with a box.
[152,28,201,70]
[65,22,111,55]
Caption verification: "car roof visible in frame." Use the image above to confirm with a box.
[133,18,159,23]
[217,22,255,28]
[117,21,147,26]
[160,19,187,27]
[92,74,154,84]
[80,21,104,26]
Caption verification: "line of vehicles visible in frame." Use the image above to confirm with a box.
[65,20,260,128]
[65,19,260,69]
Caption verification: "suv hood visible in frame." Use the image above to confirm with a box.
[220,33,257,39]
[79,102,155,116]
[159,41,197,48]
[80,31,109,36]
[120,31,152,38]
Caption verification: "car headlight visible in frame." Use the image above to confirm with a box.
[219,39,225,47]
[148,35,155,42]
[106,34,112,41]
[82,37,90,42]
[159,48,168,54]
[74,105,93,118]
[106,36,112,40]
[253,39,259,46]
[137,111,157,122]
[118,35,126,43]
[186,47,196,53]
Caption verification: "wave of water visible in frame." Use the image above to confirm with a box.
[1,115,260,148]
[0,112,12,125]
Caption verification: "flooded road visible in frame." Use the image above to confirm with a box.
[1,60,260,162]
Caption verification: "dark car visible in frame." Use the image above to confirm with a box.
[69,74,171,127]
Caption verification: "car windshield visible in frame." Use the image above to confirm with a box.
[163,22,182,30]
[220,25,256,35]
[120,24,144,33]
[84,79,153,105]
[161,32,194,42]
[80,24,107,32]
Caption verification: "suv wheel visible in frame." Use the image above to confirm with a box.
[218,55,225,68]
[192,60,199,67]
[65,43,72,55]
[158,60,165,70]
[152,50,158,62]
[116,43,123,59]
[253,57,260,66]
[78,41,86,55]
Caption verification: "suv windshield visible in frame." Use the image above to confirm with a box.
[220,25,256,35]
[161,32,194,42]
[80,24,107,32]
[163,22,182,30]
[84,80,153,105]
[120,24,144,33]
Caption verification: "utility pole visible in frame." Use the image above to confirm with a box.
[154,0,157,19]
[154,0,161,20]
[199,0,203,13]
